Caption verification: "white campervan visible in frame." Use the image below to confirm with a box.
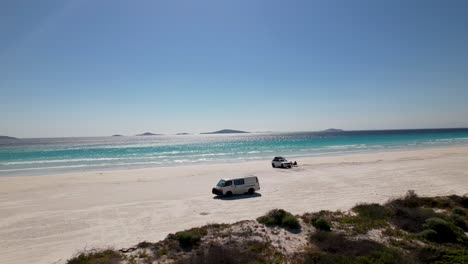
[212,176,260,196]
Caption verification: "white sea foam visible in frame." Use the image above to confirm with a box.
[2,131,468,176]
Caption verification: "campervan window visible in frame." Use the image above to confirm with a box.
[234,179,245,185]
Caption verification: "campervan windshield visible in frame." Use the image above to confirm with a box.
[217,180,225,187]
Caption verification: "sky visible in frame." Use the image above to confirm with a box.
[1,0,468,138]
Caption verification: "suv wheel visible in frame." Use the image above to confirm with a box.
[226,191,233,197]
[248,188,255,195]
[272,163,276,168]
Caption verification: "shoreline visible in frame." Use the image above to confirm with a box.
[1,146,467,263]
[2,143,468,178]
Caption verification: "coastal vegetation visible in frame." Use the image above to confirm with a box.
[67,191,467,264]
[257,209,301,229]
[172,227,208,248]
[67,249,122,264]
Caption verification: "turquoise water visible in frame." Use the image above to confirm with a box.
[1,129,468,176]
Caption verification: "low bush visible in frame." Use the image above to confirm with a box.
[387,190,422,208]
[257,209,300,229]
[422,217,465,244]
[417,246,468,264]
[448,195,468,209]
[353,203,391,220]
[307,231,409,263]
[336,207,390,234]
[67,249,122,264]
[419,229,439,242]
[390,206,440,233]
[388,192,465,210]
[421,197,454,209]
[450,214,468,231]
[311,217,331,232]
[311,231,382,256]
[452,207,466,216]
[176,241,283,264]
[282,213,301,229]
[462,196,468,208]
[174,228,208,248]
[137,241,152,248]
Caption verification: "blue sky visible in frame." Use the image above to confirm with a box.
[1,0,468,137]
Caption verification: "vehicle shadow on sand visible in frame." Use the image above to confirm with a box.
[213,193,262,201]
[273,165,299,169]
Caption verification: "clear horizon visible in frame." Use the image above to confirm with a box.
[1,0,468,138]
[3,127,468,139]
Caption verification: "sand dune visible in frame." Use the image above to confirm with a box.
[0,146,467,264]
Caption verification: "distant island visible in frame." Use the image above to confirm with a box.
[201,129,249,134]
[136,132,162,136]
[176,133,190,135]
[112,134,123,137]
[321,128,344,132]
[0,136,18,140]
[0,136,19,143]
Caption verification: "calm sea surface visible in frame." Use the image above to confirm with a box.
[1,129,468,176]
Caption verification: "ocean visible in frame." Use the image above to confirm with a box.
[1,128,468,176]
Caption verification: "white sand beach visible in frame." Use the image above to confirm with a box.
[0,146,467,264]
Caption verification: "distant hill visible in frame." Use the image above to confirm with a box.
[201,129,249,134]
[0,136,19,143]
[321,128,344,132]
[112,134,123,137]
[176,133,190,135]
[0,136,18,140]
[136,132,162,136]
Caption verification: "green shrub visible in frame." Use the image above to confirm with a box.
[174,228,208,248]
[337,205,390,234]
[311,217,331,232]
[421,197,454,209]
[450,214,467,231]
[390,206,440,233]
[388,190,422,208]
[257,209,284,226]
[462,196,468,208]
[353,203,391,220]
[158,247,168,256]
[389,192,462,210]
[137,241,152,248]
[311,231,381,256]
[452,207,466,216]
[417,246,468,264]
[257,209,300,229]
[281,213,301,229]
[308,231,409,263]
[176,241,283,264]
[419,229,438,241]
[67,249,122,264]
[422,217,465,243]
